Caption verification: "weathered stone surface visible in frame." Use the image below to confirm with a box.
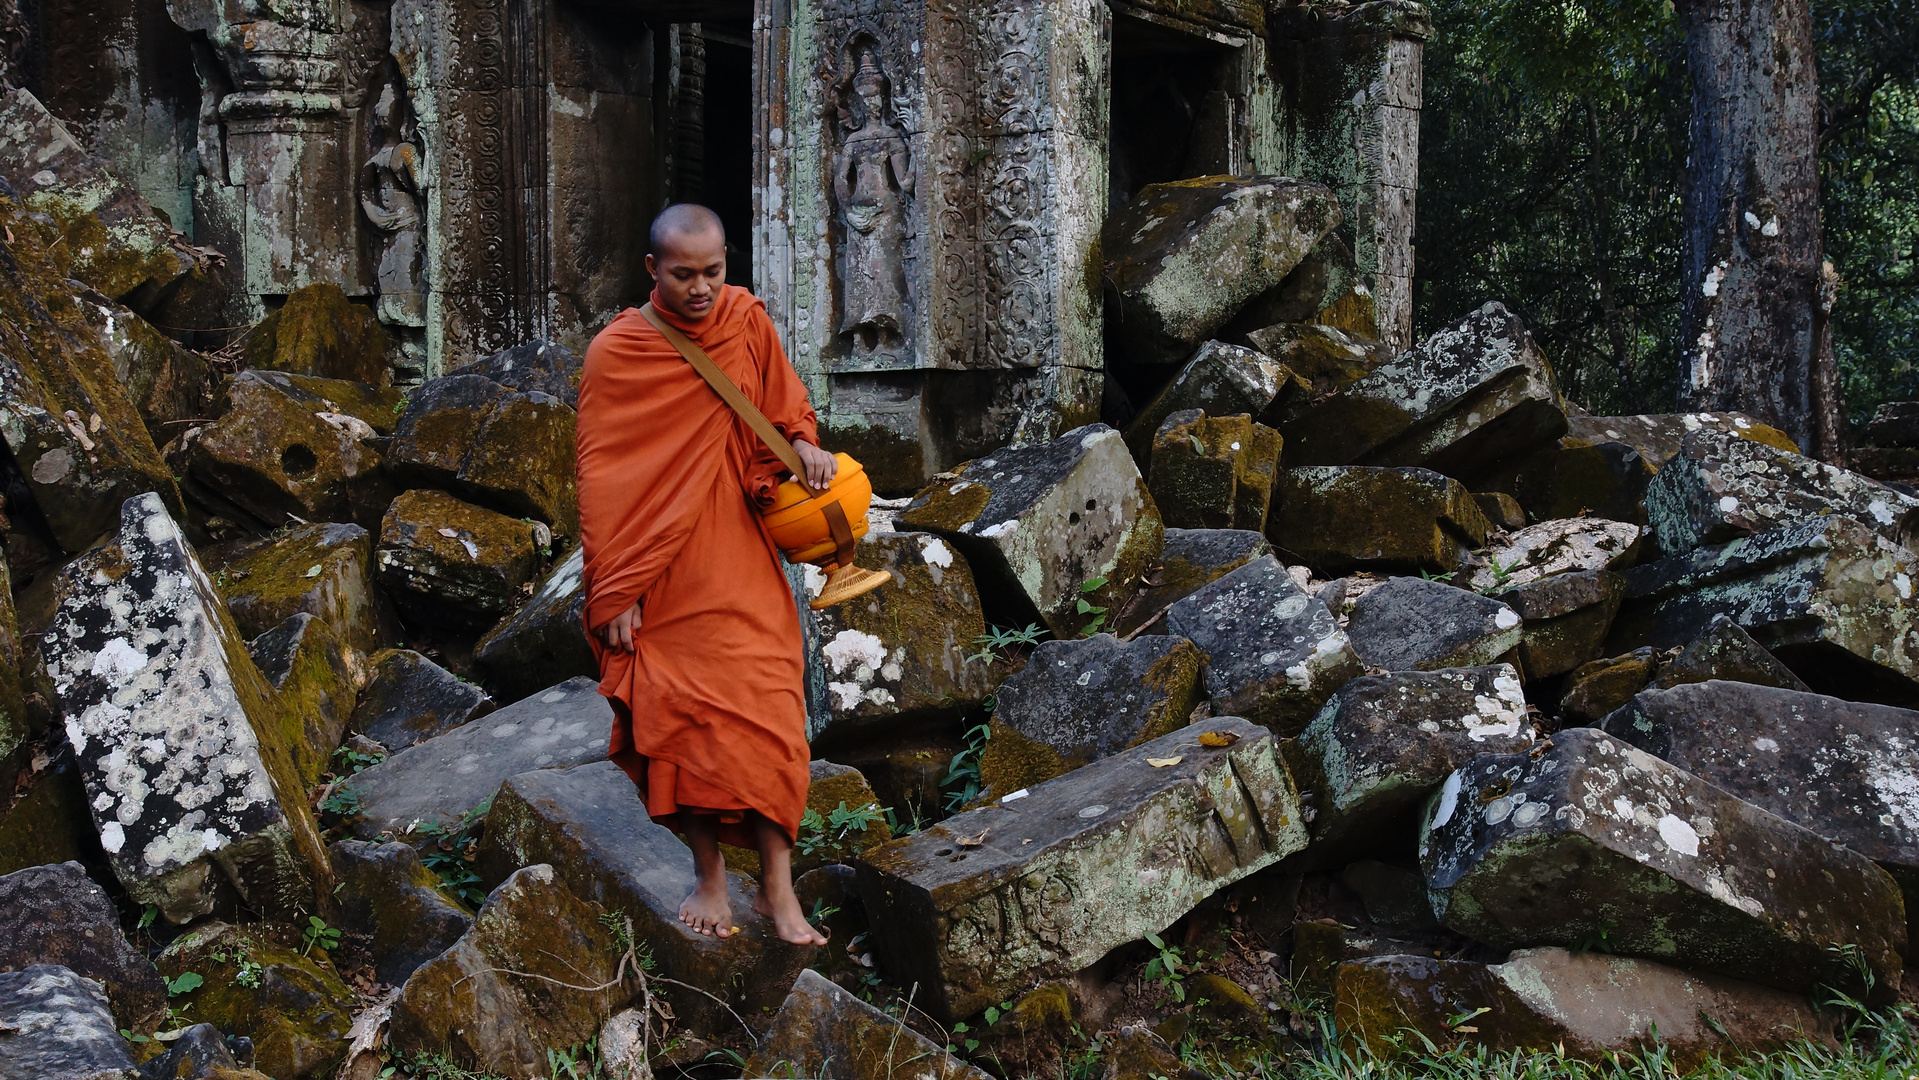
[898,425,1164,637]
[1420,727,1906,997]
[807,531,995,741]
[43,493,328,923]
[1102,176,1343,366]
[205,522,387,656]
[1281,303,1567,479]
[1243,322,1393,420]
[1347,578,1522,672]
[130,1022,263,1080]
[157,922,355,1080]
[1565,411,1798,467]
[186,371,404,530]
[1147,411,1281,532]
[0,862,167,1034]
[450,339,584,408]
[1487,436,1658,526]
[0,762,95,877]
[248,613,355,787]
[1853,447,1919,484]
[1467,518,1640,591]
[1649,614,1809,692]
[1120,339,1290,462]
[1114,528,1271,636]
[81,291,211,447]
[1166,555,1361,735]
[1290,666,1531,853]
[1498,569,1626,680]
[373,489,544,624]
[387,374,578,533]
[242,284,392,387]
[0,965,138,1080]
[1611,516,1919,702]
[1473,491,1527,531]
[350,649,493,751]
[1099,1026,1202,1080]
[1864,401,1919,449]
[857,716,1308,1020]
[980,633,1204,796]
[1291,920,1442,1001]
[1648,430,1919,556]
[1335,947,1838,1066]
[329,839,474,986]
[1556,648,1662,728]
[1270,467,1489,575]
[473,545,596,704]
[744,969,991,1080]
[342,676,609,841]
[471,761,810,1027]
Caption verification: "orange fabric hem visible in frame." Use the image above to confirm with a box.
[607,701,793,849]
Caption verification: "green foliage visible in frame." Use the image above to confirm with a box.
[319,781,365,819]
[943,721,993,812]
[164,971,202,996]
[1077,576,1110,637]
[965,622,1047,666]
[417,798,493,908]
[332,743,387,775]
[302,915,341,956]
[1141,931,1187,1003]
[797,799,886,860]
[208,938,265,990]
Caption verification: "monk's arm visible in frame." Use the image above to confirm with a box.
[755,310,837,489]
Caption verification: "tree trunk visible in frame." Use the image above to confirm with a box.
[1676,0,1827,454]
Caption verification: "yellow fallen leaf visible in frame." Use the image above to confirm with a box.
[1198,730,1241,748]
[955,828,989,848]
[1146,756,1183,768]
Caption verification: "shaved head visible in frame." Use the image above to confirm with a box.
[650,203,725,255]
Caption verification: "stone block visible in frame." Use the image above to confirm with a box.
[157,922,356,1080]
[374,489,544,625]
[1270,466,1489,575]
[1611,516,1919,703]
[1120,340,1290,464]
[1850,447,1919,484]
[248,613,356,787]
[979,633,1204,796]
[0,965,138,1080]
[1147,411,1282,532]
[329,840,474,986]
[81,291,211,448]
[743,969,991,1080]
[473,545,597,704]
[1101,176,1342,366]
[204,522,388,656]
[241,283,393,387]
[1241,323,1393,419]
[0,764,94,877]
[1420,727,1906,997]
[127,1023,259,1080]
[1466,518,1640,591]
[1346,577,1522,672]
[449,338,584,407]
[857,716,1308,1020]
[349,649,494,751]
[387,374,578,533]
[0,862,167,1034]
[807,532,995,743]
[340,676,609,841]
[1648,614,1808,692]
[1291,919,1442,1002]
[42,493,329,923]
[1497,569,1626,679]
[1339,860,1442,934]
[897,424,1163,637]
[1113,528,1271,637]
[1165,555,1361,735]
[186,371,404,530]
[1555,648,1662,729]
[1865,401,1919,449]
[1281,302,1566,480]
[1334,947,1838,1066]
[1473,491,1527,531]
[470,761,810,1028]
[1647,429,1919,555]
[1565,411,1798,467]
[1486,437,1657,526]
[1289,665,1530,853]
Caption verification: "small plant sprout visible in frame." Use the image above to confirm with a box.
[1077,577,1110,637]
[302,915,342,956]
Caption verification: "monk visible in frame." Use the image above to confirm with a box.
[577,204,833,946]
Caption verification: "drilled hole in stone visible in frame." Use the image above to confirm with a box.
[280,444,318,480]
[934,848,953,857]
[1069,512,1080,524]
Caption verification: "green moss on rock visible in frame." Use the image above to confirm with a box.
[243,283,392,387]
[157,922,355,1080]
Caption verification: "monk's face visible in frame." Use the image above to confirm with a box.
[647,227,727,321]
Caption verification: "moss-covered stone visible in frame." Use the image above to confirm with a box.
[1345,577,1522,672]
[80,288,212,447]
[387,374,578,534]
[1473,491,1527,530]
[744,969,991,1080]
[329,839,474,986]
[1147,411,1281,532]
[1121,340,1292,466]
[157,922,355,1080]
[1555,648,1661,728]
[242,283,392,387]
[248,613,356,788]
[0,761,95,876]
[1565,411,1798,466]
[374,489,543,623]
[1648,614,1808,692]
[1244,322,1393,422]
[348,649,493,751]
[1468,517,1641,591]
[1114,527,1270,636]
[204,522,387,657]
[1483,437,1658,526]
[0,861,169,1035]
[1270,466,1488,575]
[729,760,897,877]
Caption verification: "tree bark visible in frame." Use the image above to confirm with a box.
[1676,0,1827,454]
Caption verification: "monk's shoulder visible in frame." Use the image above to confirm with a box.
[584,308,663,370]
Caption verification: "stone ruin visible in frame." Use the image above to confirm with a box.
[5,0,1919,1078]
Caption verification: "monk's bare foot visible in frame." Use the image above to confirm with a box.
[680,878,732,938]
[754,889,827,946]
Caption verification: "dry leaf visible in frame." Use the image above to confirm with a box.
[955,828,989,848]
[437,527,459,538]
[1198,730,1241,748]
[1146,756,1183,768]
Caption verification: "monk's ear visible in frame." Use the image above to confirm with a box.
[644,253,657,280]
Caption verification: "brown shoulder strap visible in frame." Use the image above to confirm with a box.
[640,302,818,495]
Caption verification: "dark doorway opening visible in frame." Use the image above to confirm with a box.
[1108,14,1242,212]
[700,24,755,288]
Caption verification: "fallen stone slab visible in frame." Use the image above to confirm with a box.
[374,489,545,624]
[1566,411,1798,467]
[81,289,211,446]
[743,968,991,1080]
[1121,340,1291,463]
[1289,665,1531,854]
[1165,555,1361,735]
[1649,614,1808,692]
[450,338,584,407]
[330,840,474,986]
[898,424,1163,637]
[1484,435,1658,526]
[470,761,811,1028]
[387,374,578,533]
[249,613,356,787]
[1114,528,1270,636]
[349,649,493,751]
[1646,429,1919,555]
[1420,726,1906,997]
[129,1022,261,1080]
[1610,515,1919,702]
[1335,947,1839,1066]
[1270,466,1489,575]
[1280,302,1567,480]
[0,965,138,1080]
[1147,411,1281,532]
[0,862,167,1034]
[1346,577,1522,672]
[1497,568,1626,679]
[856,715,1308,1020]
[1852,447,1919,484]
[157,922,356,1080]
[1555,648,1663,729]
[473,545,597,704]
[980,632,1204,796]
[204,522,389,656]
[806,531,995,742]
[1467,518,1640,591]
[1473,491,1528,531]
[1242,323,1392,421]
[1101,176,1342,366]
[341,676,608,841]
[42,493,330,923]
[240,283,392,387]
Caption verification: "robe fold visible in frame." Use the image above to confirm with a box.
[577,284,817,848]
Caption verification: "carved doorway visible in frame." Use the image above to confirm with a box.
[700,21,756,288]
[1108,11,1248,212]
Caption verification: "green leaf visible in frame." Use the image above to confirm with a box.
[1081,577,1107,592]
[165,972,203,996]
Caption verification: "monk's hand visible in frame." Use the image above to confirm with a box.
[795,439,838,492]
[602,602,642,653]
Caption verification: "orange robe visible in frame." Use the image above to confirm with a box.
[577,284,816,847]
